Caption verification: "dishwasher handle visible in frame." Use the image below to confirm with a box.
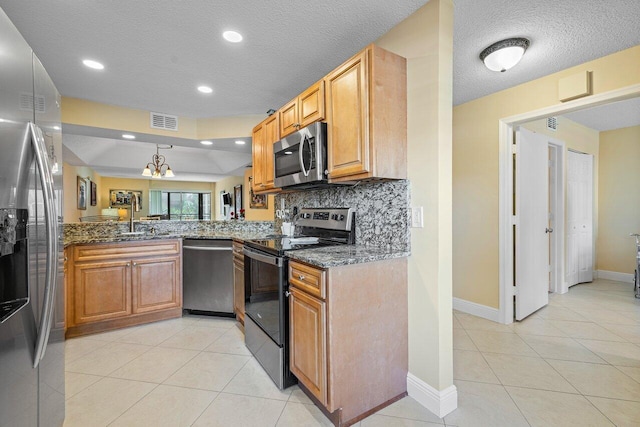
[183,245,233,251]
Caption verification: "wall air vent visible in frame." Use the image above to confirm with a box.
[150,112,178,131]
[546,117,558,131]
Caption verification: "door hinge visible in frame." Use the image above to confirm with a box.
[548,264,552,272]
[513,285,518,296]
[511,215,518,226]
[511,144,518,154]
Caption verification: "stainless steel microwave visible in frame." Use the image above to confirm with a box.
[273,122,327,189]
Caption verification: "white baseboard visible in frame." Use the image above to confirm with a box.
[407,373,457,418]
[453,297,500,322]
[597,270,634,283]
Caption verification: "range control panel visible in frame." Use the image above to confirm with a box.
[297,208,354,231]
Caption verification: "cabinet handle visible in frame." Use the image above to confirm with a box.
[260,184,265,188]
[64,256,68,262]
[298,274,305,281]
[285,291,291,298]
[133,262,137,266]
[126,263,130,267]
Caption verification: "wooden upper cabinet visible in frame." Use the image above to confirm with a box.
[251,113,279,193]
[280,80,325,138]
[326,44,407,182]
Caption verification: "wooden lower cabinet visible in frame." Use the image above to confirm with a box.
[232,241,245,325]
[289,287,327,405]
[288,258,408,427]
[74,260,132,324]
[132,256,181,314]
[66,240,183,338]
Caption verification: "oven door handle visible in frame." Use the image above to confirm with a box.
[243,247,283,267]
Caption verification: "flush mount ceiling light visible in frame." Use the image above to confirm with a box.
[122,134,136,140]
[222,30,243,43]
[479,38,530,72]
[200,140,213,145]
[82,59,104,70]
[234,140,245,145]
[142,144,175,179]
[197,85,213,94]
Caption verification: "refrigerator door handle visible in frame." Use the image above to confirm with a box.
[29,123,59,368]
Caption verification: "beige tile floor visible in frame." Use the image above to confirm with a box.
[64,278,640,426]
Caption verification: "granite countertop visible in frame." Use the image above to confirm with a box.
[63,230,268,246]
[64,221,410,267]
[286,244,410,268]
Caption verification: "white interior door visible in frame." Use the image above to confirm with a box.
[567,150,593,286]
[515,128,550,321]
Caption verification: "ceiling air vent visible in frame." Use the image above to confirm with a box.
[150,112,178,131]
[546,117,558,132]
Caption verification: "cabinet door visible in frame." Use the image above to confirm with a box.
[289,287,327,405]
[74,261,131,324]
[263,113,279,190]
[326,50,370,179]
[131,256,181,314]
[280,98,298,138]
[251,122,265,190]
[299,80,325,128]
[233,257,245,324]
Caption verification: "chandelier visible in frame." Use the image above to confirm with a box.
[142,144,175,179]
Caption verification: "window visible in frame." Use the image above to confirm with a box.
[149,190,211,220]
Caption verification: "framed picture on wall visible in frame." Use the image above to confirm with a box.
[77,176,88,210]
[234,184,242,218]
[90,181,97,206]
[109,189,142,208]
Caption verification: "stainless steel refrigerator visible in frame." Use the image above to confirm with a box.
[0,7,65,427]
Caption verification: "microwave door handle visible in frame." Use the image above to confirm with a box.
[299,135,310,177]
[29,123,59,368]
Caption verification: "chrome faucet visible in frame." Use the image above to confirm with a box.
[129,194,139,232]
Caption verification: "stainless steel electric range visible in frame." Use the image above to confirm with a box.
[242,207,355,389]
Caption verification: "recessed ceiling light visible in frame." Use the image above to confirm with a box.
[122,134,135,140]
[82,59,104,70]
[197,85,213,94]
[200,140,213,145]
[223,31,243,43]
[234,140,245,145]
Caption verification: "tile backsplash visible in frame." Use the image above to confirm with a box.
[275,180,410,249]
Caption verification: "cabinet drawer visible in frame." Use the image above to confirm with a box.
[74,240,181,262]
[289,261,326,299]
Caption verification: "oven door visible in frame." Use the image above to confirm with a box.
[243,246,287,346]
[273,122,326,188]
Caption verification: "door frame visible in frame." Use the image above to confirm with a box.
[498,83,640,324]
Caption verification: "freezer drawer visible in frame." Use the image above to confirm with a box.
[182,239,234,314]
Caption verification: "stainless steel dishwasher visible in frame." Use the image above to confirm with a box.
[182,239,234,315]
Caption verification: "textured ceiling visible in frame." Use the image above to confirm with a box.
[0,0,428,118]
[564,97,640,132]
[453,0,640,105]
[1,1,638,181]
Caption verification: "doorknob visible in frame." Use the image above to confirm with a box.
[545,228,554,233]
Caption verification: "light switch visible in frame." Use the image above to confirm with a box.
[411,207,423,228]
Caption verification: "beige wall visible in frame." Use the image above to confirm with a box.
[243,168,275,221]
[597,125,640,273]
[377,0,454,394]
[61,97,263,140]
[62,163,103,222]
[453,45,640,309]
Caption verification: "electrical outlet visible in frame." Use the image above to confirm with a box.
[411,207,424,228]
